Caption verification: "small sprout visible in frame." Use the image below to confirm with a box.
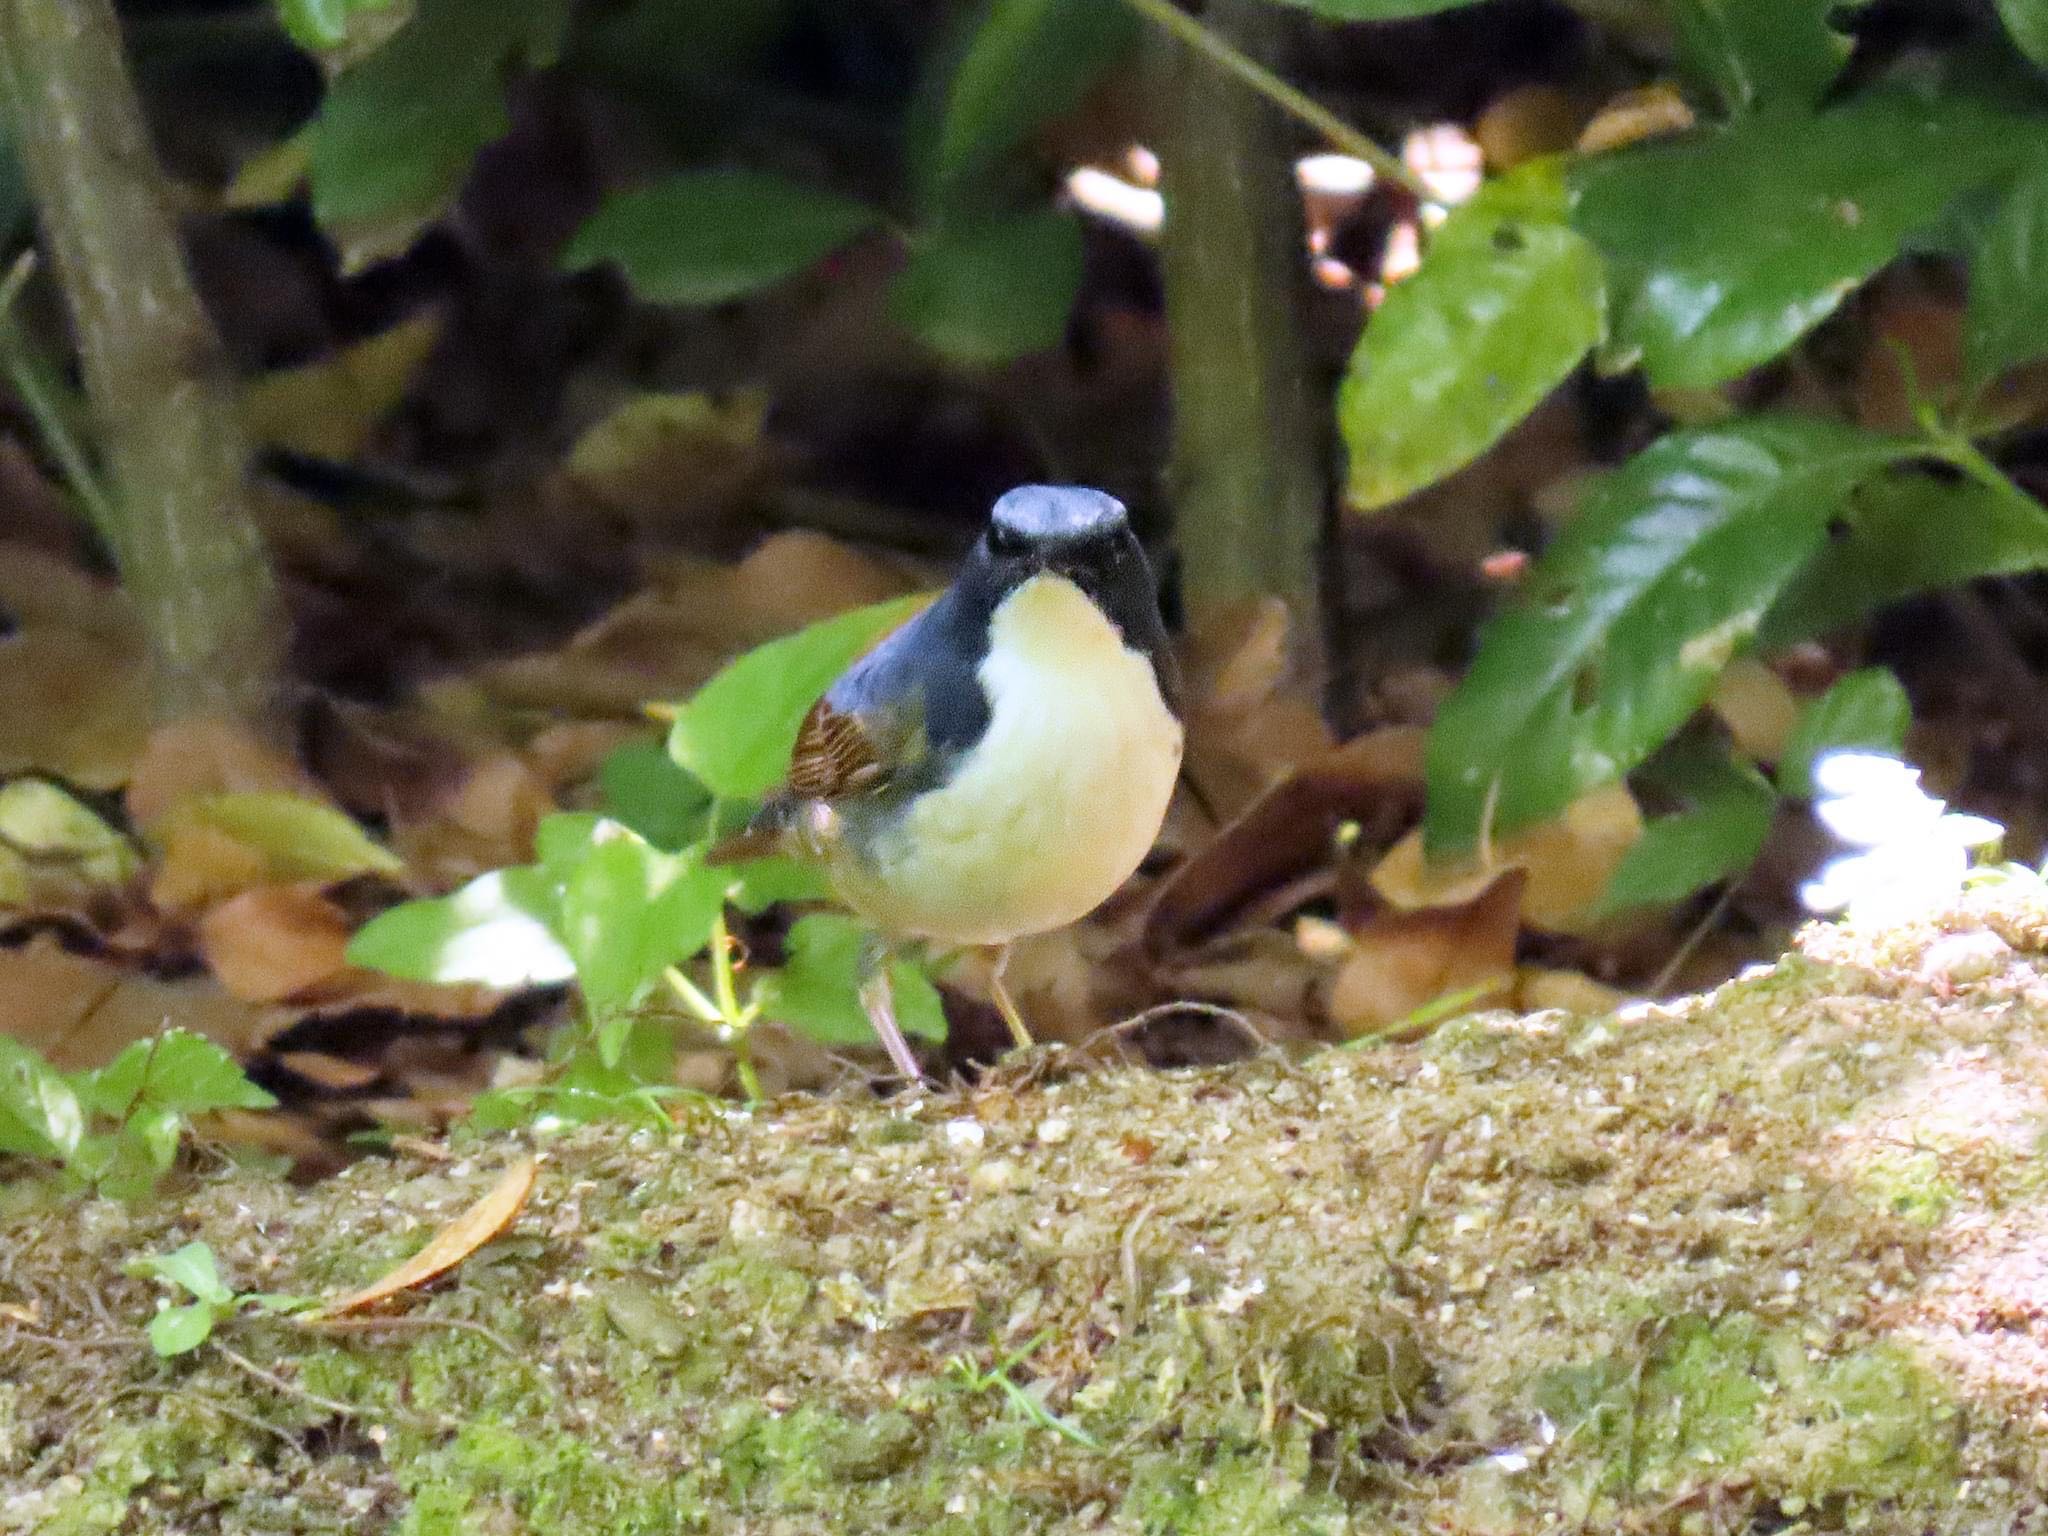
[129,1242,311,1357]
[943,1331,1102,1450]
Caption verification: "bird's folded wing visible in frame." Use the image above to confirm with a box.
[787,694,896,801]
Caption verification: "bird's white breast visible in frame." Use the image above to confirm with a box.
[838,572,1182,946]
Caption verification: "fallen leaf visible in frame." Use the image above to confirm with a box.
[307,1154,537,1318]
[1513,965,1634,1016]
[150,792,402,913]
[1576,82,1695,155]
[1710,657,1801,764]
[127,719,326,828]
[198,885,354,1004]
[560,390,775,529]
[1325,873,1521,1038]
[0,941,268,1070]
[1371,780,1643,935]
[242,313,443,462]
[0,627,149,789]
[1147,728,1426,957]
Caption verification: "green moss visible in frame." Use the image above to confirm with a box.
[1118,1439,1346,1535]
[1774,1343,1960,1511]
[1855,1145,1956,1225]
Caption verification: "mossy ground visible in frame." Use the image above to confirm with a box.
[9,890,2048,1533]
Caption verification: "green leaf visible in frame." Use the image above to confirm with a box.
[276,0,403,52]
[148,1302,217,1358]
[1424,417,1909,854]
[1341,160,1604,509]
[133,1242,234,1307]
[667,594,929,800]
[1597,741,1775,914]
[1997,0,2048,71]
[0,1036,83,1162]
[931,0,1138,185]
[1667,0,1853,116]
[890,208,1084,365]
[346,866,575,987]
[599,738,713,851]
[165,792,402,881]
[1777,668,1911,799]
[1966,163,2048,385]
[1574,86,2048,388]
[1761,471,2048,644]
[0,112,29,241]
[727,855,832,914]
[558,827,727,1025]
[759,914,947,1047]
[138,1032,277,1116]
[308,0,564,264]
[0,779,139,894]
[563,171,879,306]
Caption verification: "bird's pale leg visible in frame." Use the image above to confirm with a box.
[856,939,925,1081]
[989,942,1034,1051]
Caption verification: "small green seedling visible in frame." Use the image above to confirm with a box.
[1,1029,276,1200]
[128,1241,310,1357]
[943,1330,1103,1451]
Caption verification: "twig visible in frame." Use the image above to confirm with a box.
[1387,1125,1450,1259]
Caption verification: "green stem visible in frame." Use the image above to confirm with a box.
[1925,427,2048,527]
[0,0,287,726]
[0,255,122,546]
[1117,0,1428,200]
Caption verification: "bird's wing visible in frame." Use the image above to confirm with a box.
[787,694,896,801]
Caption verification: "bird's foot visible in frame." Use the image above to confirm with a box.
[989,943,1034,1053]
[857,940,926,1082]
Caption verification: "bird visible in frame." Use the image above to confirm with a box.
[722,484,1184,1079]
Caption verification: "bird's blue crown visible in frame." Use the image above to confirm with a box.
[990,485,1127,541]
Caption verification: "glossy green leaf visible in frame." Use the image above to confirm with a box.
[1425,417,1909,854]
[563,171,879,305]
[931,0,1138,184]
[559,827,727,1025]
[276,0,403,52]
[1341,160,1603,509]
[1778,668,1911,799]
[308,0,563,264]
[0,1036,83,1162]
[84,1031,276,1120]
[133,1242,234,1307]
[165,792,402,881]
[668,594,929,800]
[1597,742,1775,914]
[1997,0,2048,71]
[347,866,575,988]
[599,738,712,851]
[1761,471,2048,644]
[1667,0,1852,115]
[890,208,1084,365]
[148,1302,217,1358]
[759,914,947,1047]
[1574,86,2048,388]
[1966,163,2048,385]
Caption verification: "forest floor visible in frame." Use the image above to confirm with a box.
[7,885,2048,1535]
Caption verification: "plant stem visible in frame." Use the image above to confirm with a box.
[0,0,287,727]
[1147,0,1333,683]
[1118,0,1428,200]
[0,253,121,545]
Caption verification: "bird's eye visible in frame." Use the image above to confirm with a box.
[986,521,1027,557]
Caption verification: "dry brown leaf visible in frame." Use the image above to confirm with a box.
[127,718,326,829]
[1476,84,1591,170]
[560,390,775,529]
[271,1051,384,1093]
[1709,657,1801,764]
[307,1155,537,1318]
[0,542,138,641]
[0,941,269,1069]
[0,627,150,789]
[198,884,353,1004]
[242,313,442,462]
[1325,873,1522,1038]
[1147,727,1426,957]
[1370,780,1643,935]
[1513,965,1634,1016]
[1855,281,1965,434]
[1576,82,1695,155]
[150,819,277,912]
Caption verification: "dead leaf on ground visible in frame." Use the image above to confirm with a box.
[1147,727,1426,958]
[559,390,776,530]
[1576,81,1695,154]
[1178,598,1336,823]
[1371,779,1643,936]
[1324,872,1522,1038]
[127,718,327,828]
[197,884,354,1004]
[304,1154,537,1319]
[1711,656,1800,764]
[150,792,402,913]
[242,313,443,462]
[391,752,554,884]
[0,940,268,1070]
[0,627,150,789]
